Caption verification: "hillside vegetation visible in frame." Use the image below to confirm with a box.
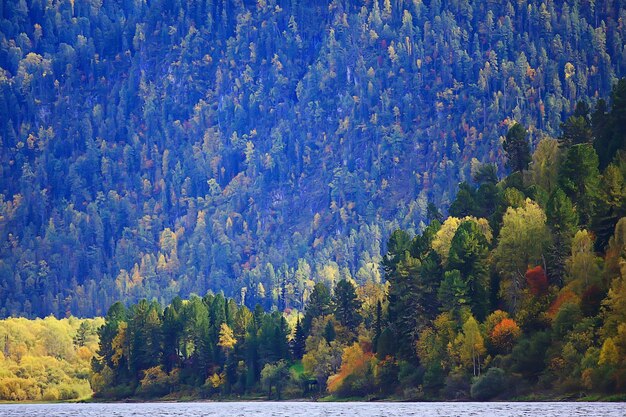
[2,1,626,316]
[0,316,102,401]
[93,99,626,399]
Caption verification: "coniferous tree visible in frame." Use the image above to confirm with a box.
[291,316,306,360]
[546,188,579,285]
[503,123,531,173]
[373,300,383,353]
[592,160,626,250]
[558,143,601,227]
[595,79,626,169]
[323,320,336,344]
[332,279,362,334]
[303,283,331,334]
[448,221,491,320]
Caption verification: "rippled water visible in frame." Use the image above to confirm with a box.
[0,401,624,417]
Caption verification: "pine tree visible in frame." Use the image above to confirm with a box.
[448,221,491,320]
[323,320,336,344]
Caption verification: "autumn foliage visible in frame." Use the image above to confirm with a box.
[326,343,375,397]
[525,266,549,296]
[0,317,102,401]
[490,318,522,354]
[548,290,579,318]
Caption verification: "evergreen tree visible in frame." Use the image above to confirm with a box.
[559,115,593,148]
[546,188,579,285]
[323,320,336,344]
[448,221,491,320]
[373,300,383,353]
[503,123,531,173]
[332,279,362,334]
[592,160,626,250]
[449,182,478,218]
[558,143,601,227]
[291,316,306,360]
[303,283,331,334]
[595,79,626,169]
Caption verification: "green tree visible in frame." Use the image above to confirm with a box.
[291,316,306,360]
[128,300,162,378]
[449,182,478,218]
[503,123,531,173]
[546,188,579,285]
[592,161,626,250]
[559,115,593,147]
[595,79,626,169]
[260,360,289,399]
[495,200,551,312]
[448,221,491,320]
[558,143,601,226]
[303,283,331,334]
[332,279,362,334]
[437,269,469,316]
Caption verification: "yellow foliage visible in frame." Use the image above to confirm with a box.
[566,230,603,291]
[599,337,620,366]
[218,323,236,350]
[140,366,169,388]
[111,322,128,366]
[327,343,374,394]
[0,315,99,401]
[432,216,492,265]
[207,372,225,388]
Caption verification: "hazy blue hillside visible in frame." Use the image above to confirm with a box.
[0,0,625,317]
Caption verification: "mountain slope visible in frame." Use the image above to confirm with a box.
[0,0,624,316]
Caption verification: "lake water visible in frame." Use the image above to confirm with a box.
[0,401,624,417]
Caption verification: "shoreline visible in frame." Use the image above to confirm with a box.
[2,395,625,405]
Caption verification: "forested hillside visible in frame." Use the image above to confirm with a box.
[91,107,626,400]
[1,0,626,317]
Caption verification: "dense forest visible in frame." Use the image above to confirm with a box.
[0,316,102,401]
[2,0,626,317]
[92,89,626,400]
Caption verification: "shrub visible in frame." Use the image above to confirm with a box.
[442,371,470,400]
[470,367,507,400]
[42,387,60,401]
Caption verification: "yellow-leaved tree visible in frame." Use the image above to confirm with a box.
[495,199,551,313]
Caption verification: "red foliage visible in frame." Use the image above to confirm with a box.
[525,266,548,296]
[548,290,578,318]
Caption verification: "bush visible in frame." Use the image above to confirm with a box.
[511,331,551,379]
[57,383,80,400]
[42,387,60,401]
[422,362,445,395]
[397,360,421,389]
[471,368,507,400]
[375,357,399,395]
[442,371,470,400]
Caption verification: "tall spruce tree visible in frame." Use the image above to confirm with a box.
[504,123,531,173]
[332,279,362,334]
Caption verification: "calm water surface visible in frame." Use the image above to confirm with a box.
[0,401,625,417]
